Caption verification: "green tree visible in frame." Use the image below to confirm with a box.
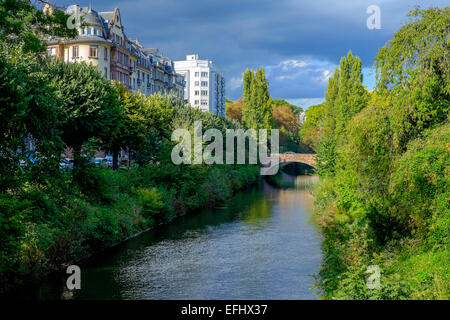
[241,68,273,130]
[300,102,325,148]
[45,59,120,168]
[315,51,369,176]
[0,0,77,53]
[375,6,449,150]
[0,45,63,191]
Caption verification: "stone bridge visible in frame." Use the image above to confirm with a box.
[261,153,317,175]
[275,153,317,168]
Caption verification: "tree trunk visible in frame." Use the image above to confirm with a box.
[73,146,82,169]
[112,150,119,170]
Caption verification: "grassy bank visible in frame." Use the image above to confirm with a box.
[0,163,260,293]
[313,124,449,299]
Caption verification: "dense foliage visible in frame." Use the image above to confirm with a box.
[242,68,273,130]
[308,7,449,299]
[0,43,259,292]
[0,0,77,53]
[227,96,310,152]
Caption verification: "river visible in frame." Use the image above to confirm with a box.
[19,173,322,300]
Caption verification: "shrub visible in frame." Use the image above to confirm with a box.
[0,196,33,273]
[137,188,165,224]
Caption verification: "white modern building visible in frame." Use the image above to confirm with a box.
[174,54,225,117]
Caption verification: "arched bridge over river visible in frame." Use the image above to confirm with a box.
[261,153,316,175]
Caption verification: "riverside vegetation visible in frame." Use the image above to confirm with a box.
[302,7,449,299]
[0,2,259,292]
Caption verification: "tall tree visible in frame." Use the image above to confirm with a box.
[0,45,62,191]
[375,6,450,150]
[0,0,77,53]
[334,51,368,137]
[241,68,273,130]
[315,51,369,176]
[45,59,120,168]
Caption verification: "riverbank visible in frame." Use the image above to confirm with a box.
[312,124,449,300]
[5,175,322,299]
[0,163,260,294]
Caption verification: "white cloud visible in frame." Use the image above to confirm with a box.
[321,69,332,83]
[228,76,243,90]
[280,59,307,71]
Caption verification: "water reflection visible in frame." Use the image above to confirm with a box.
[11,175,322,300]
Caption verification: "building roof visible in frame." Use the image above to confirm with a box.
[46,34,111,45]
[98,11,114,22]
[66,6,105,27]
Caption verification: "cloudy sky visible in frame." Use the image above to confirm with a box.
[55,0,448,109]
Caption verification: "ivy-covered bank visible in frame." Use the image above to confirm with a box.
[302,7,449,299]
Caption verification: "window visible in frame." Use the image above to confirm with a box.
[195,81,199,86]
[72,46,79,58]
[195,72,199,77]
[201,72,208,77]
[89,45,98,57]
[194,100,199,105]
[47,47,57,56]
[80,28,85,35]
[104,47,107,60]
[111,71,114,80]
[87,28,92,35]
[201,81,208,86]
[195,90,199,95]
[104,67,107,79]
[201,90,208,96]
[93,28,98,36]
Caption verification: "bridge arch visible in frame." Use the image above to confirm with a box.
[261,153,317,175]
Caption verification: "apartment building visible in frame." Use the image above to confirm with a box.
[43,4,184,97]
[174,54,225,117]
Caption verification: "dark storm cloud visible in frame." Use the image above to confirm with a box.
[57,0,448,103]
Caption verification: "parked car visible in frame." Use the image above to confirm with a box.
[105,155,113,168]
[59,158,73,170]
[19,154,40,167]
[93,157,108,168]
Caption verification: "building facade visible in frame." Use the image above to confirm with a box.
[174,54,225,117]
[44,4,184,97]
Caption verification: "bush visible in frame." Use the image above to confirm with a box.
[0,196,33,273]
[137,188,165,225]
[84,207,120,247]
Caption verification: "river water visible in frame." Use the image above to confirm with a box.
[21,174,322,300]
